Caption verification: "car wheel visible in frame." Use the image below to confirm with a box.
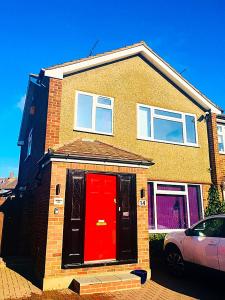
[165,247,185,277]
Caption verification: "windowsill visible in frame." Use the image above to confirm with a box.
[74,128,114,137]
[219,151,225,155]
[137,137,199,148]
[149,229,186,234]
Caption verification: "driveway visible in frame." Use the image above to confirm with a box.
[1,258,225,299]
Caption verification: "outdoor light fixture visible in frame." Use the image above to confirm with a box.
[221,182,225,201]
[54,208,59,215]
[56,184,61,195]
[140,188,145,198]
[221,181,225,191]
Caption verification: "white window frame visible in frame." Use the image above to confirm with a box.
[148,181,204,233]
[137,104,199,147]
[74,90,114,136]
[25,128,33,160]
[217,124,225,154]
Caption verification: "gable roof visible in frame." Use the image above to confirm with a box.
[45,138,153,167]
[42,41,222,114]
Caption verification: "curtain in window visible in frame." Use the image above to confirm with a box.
[188,185,202,225]
[156,194,187,229]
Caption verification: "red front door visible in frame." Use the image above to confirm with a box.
[84,173,117,262]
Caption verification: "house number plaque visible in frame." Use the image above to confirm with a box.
[139,199,147,207]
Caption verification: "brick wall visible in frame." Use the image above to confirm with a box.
[208,113,225,193]
[38,162,150,290]
[31,164,52,280]
[45,78,63,151]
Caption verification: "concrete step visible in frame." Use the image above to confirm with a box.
[71,273,141,295]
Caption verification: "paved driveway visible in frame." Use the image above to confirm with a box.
[1,259,225,299]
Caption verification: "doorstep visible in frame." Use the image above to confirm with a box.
[71,273,141,295]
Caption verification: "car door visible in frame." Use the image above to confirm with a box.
[183,218,223,270]
[217,218,225,271]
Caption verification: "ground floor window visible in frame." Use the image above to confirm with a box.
[148,182,203,232]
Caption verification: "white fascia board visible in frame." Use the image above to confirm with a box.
[45,157,149,169]
[43,44,221,114]
[43,45,144,79]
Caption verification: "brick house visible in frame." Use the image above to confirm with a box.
[16,41,223,291]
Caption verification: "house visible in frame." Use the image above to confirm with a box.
[0,172,17,203]
[16,41,223,292]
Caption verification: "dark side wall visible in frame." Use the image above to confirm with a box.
[18,77,50,188]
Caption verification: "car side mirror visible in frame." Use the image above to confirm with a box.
[185,228,194,236]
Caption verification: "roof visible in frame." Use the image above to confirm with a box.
[0,177,17,190]
[42,41,222,114]
[47,139,153,167]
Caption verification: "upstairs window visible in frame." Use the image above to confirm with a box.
[217,124,225,153]
[137,104,198,146]
[75,91,113,135]
[26,129,33,159]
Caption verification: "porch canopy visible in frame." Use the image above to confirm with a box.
[41,138,154,168]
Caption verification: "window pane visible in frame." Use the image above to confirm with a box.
[76,93,93,129]
[148,183,155,229]
[193,218,225,237]
[96,107,112,133]
[218,125,223,133]
[185,115,197,144]
[157,184,185,191]
[97,96,111,106]
[154,118,183,143]
[156,195,187,229]
[154,109,182,119]
[138,106,151,138]
[218,135,225,152]
[188,185,202,225]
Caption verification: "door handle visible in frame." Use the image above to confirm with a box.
[96,220,107,226]
[208,241,217,246]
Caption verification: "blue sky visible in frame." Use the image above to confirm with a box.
[0,0,224,177]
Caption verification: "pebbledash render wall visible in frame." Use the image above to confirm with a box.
[38,161,150,290]
[55,56,212,207]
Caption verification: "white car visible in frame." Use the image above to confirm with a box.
[164,215,225,276]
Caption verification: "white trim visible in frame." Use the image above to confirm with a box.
[217,118,225,124]
[148,180,204,233]
[43,43,221,114]
[44,157,149,169]
[74,90,114,136]
[185,184,191,228]
[149,229,185,234]
[137,104,199,147]
[217,124,225,154]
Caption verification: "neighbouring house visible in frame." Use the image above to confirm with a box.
[16,41,223,292]
[0,172,17,204]
[0,173,18,258]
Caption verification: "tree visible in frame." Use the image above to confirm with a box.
[205,185,225,217]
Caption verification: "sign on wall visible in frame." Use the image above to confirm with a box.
[54,198,64,205]
[139,199,147,207]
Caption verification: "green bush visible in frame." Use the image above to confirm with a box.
[205,185,225,216]
[149,233,166,260]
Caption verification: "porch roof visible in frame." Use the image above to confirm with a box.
[46,139,153,167]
